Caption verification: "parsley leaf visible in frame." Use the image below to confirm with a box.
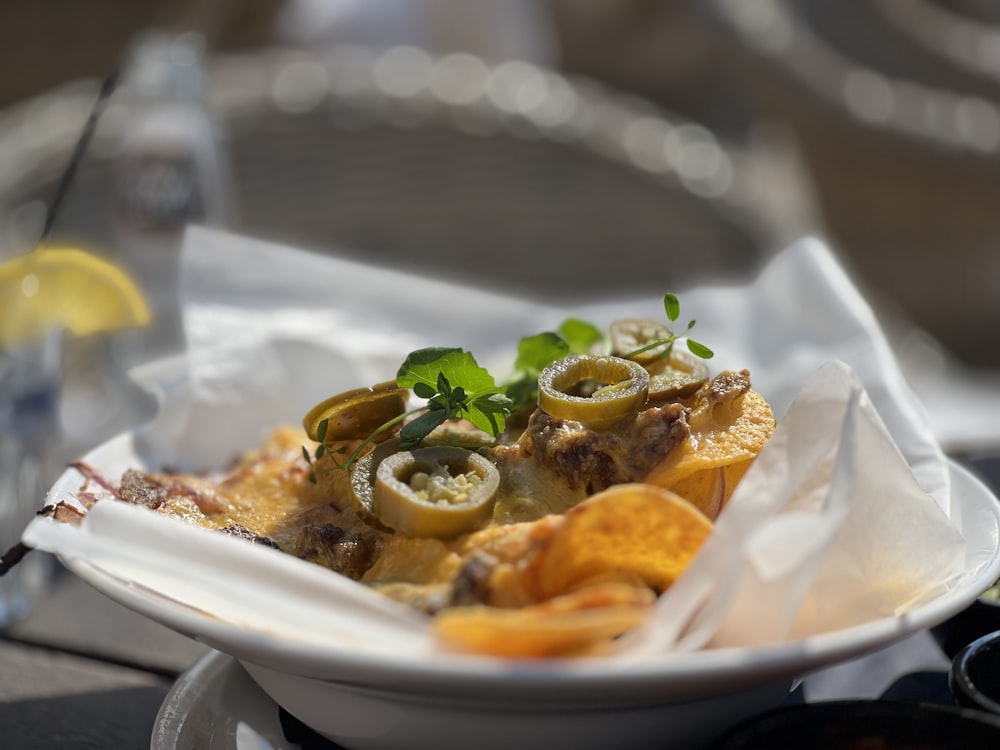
[514,332,569,375]
[504,332,569,411]
[559,318,603,354]
[501,318,606,411]
[396,347,513,447]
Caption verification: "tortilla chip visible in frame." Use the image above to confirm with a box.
[525,483,713,601]
[362,535,460,586]
[454,518,565,608]
[666,460,752,518]
[433,580,655,657]
[645,380,773,493]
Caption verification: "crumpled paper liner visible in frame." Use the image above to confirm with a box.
[23,226,979,654]
[626,361,965,655]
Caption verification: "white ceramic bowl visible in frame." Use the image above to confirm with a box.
[35,425,1000,749]
[241,661,795,750]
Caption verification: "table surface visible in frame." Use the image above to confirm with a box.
[2,458,998,750]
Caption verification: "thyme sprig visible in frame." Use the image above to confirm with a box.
[623,293,713,361]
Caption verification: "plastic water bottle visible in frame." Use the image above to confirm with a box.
[112,30,229,365]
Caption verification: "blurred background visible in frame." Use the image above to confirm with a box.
[2,0,999,443]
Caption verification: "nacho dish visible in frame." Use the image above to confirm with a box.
[43,302,775,657]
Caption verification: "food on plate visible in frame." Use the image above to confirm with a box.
[33,295,775,657]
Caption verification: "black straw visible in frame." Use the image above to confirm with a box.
[39,70,120,245]
[0,542,31,577]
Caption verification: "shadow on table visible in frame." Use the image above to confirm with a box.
[6,561,208,676]
[0,686,169,749]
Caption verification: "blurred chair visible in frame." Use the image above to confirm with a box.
[874,0,1000,85]
[698,0,1000,367]
[0,44,798,305]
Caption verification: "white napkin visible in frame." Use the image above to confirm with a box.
[171,227,946,496]
[157,226,555,470]
[626,361,964,654]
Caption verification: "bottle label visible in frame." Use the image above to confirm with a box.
[116,150,204,231]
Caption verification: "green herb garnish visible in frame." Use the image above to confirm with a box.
[503,332,569,411]
[558,318,603,354]
[624,293,713,361]
[502,318,605,410]
[396,348,513,448]
[303,348,512,480]
[304,294,711,481]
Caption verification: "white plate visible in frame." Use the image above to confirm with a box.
[152,635,957,750]
[153,652,796,750]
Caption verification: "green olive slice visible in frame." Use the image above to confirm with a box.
[303,380,408,443]
[609,318,674,364]
[373,447,499,538]
[537,355,649,428]
[646,349,710,401]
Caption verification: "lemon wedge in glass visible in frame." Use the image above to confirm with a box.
[0,246,151,347]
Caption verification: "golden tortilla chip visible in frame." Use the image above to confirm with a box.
[454,518,565,608]
[666,461,752,519]
[362,535,460,586]
[453,516,563,563]
[645,376,774,500]
[525,483,713,601]
[364,518,564,609]
[433,580,655,658]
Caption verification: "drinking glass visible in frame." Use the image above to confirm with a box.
[0,330,60,628]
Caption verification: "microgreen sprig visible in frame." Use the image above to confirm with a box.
[624,293,713,361]
[303,407,410,482]
[304,348,513,481]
